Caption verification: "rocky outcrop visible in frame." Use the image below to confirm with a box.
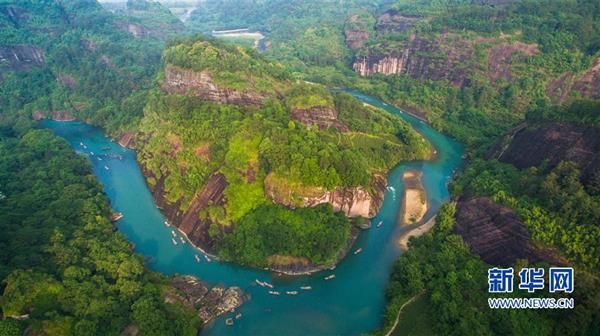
[454,197,564,266]
[375,10,420,32]
[150,172,228,251]
[30,110,75,121]
[51,111,75,121]
[161,65,270,106]
[498,122,600,185]
[0,5,29,26]
[0,45,45,76]
[488,42,538,82]
[80,38,97,52]
[290,106,348,131]
[166,275,246,324]
[265,173,386,218]
[345,30,369,50]
[353,33,475,87]
[548,57,600,103]
[115,21,151,38]
[118,132,135,148]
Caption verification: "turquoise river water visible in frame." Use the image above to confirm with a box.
[43,91,464,335]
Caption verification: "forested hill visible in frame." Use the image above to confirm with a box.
[0,0,184,134]
[346,0,600,148]
[0,119,202,335]
[135,37,430,268]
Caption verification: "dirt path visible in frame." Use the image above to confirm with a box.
[384,292,425,336]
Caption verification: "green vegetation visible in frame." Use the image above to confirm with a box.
[138,39,429,266]
[163,37,289,93]
[391,294,433,336]
[0,120,199,335]
[220,204,349,267]
[452,158,600,271]
[187,0,383,68]
[383,203,600,336]
[0,0,182,135]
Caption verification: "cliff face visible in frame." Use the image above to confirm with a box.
[454,197,563,266]
[488,42,538,82]
[290,106,349,131]
[115,21,151,38]
[0,45,45,77]
[161,65,270,106]
[375,10,419,33]
[353,33,476,87]
[498,122,600,185]
[548,57,600,103]
[345,30,369,50]
[166,276,245,324]
[150,171,228,251]
[351,8,540,88]
[265,173,386,218]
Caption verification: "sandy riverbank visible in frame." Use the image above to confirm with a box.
[397,215,436,251]
[400,170,427,225]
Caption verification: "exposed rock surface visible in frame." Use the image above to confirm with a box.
[0,45,45,76]
[118,132,135,148]
[488,42,538,82]
[375,10,419,32]
[548,57,600,103]
[353,33,475,87]
[265,173,386,218]
[290,106,348,131]
[498,122,600,185]
[161,65,270,105]
[30,110,75,121]
[344,14,370,49]
[115,21,151,38]
[345,29,370,50]
[454,197,564,266]
[149,172,228,251]
[166,275,246,323]
[0,5,29,26]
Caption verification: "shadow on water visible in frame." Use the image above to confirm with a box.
[42,90,463,335]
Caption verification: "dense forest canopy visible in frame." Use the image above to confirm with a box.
[138,37,430,266]
[0,119,199,335]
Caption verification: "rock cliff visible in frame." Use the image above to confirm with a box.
[375,10,419,33]
[498,122,600,186]
[351,9,540,88]
[161,65,270,106]
[0,45,45,77]
[290,106,349,131]
[166,275,246,324]
[454,197,564,266]
[149,171,228,251]
[548,57,600,103]
[265,173,386,218]
[115,21,151,38]
[352,33,476,87]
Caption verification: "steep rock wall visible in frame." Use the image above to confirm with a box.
[548,57,600,103]
[0,45,45,77]
[161,65,270,105]
[454,197,564,266]
[498,122,600,185]
[290,106,348,132]
[265,173,386,218]
[352,33,475,87]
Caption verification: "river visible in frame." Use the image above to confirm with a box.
[43,91,463,335]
